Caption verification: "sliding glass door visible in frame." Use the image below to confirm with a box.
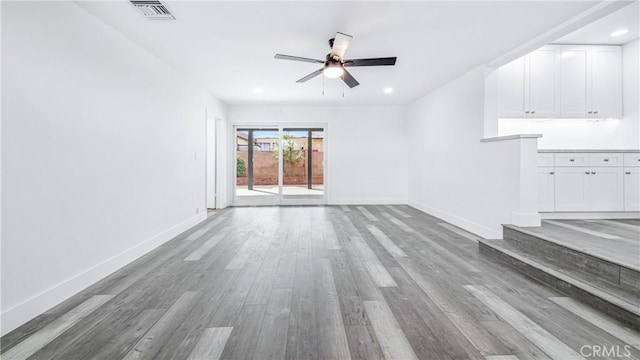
[234,126,325,205]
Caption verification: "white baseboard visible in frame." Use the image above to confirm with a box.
[408,200,502,239]
[328,197,407,205]
[0,213,207,336]
[511,211,542,227]
[541,212,640,220]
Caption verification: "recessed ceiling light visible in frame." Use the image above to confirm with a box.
[611,29,629,37]
[253,87,264,94]
[383,87,394,94]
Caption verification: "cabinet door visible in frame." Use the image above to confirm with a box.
[560,46,590,117]
[586,167,624,211]
[528,47,559,117]
[591,46,622,118]
[537,168,555,212]
[624,168,640,211]
[499,56,526,117]
[554,168,588,211]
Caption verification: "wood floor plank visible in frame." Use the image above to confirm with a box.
[220,304,267,359]
[378,210,414,232]
[344,325,384,360]
[550,297,640,350]
[366,224,408,258]
[356,206,378,222]
[544,220,621,239]
[324,221,342,250]
[363,300,418,360]
[464,285,584,360]
[386,266,485,360]
[596,219,640,232]
[184,215,227,241]
[315,259,352,360]
[286,270,318,360]
[187,327,233,360]
[1,295,113,360]
[438,222,480,243]
[123,291,201,360]
[184,226,231,261]
[253,289,293,359]
[398,258,509,356]
[350,236,397,287]
[384,205,412,218]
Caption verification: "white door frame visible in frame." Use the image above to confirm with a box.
[205,112,216,209]
[231,123,328,206]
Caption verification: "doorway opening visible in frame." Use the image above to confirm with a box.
[234,127,325,205]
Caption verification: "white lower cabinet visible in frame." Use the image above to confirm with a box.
[539,152,636,212]
[553,167,623,212]
[537,167,555,212]
[624,168,640,211]
[554,168,588,211]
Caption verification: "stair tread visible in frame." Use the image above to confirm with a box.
[503,223,640,273]
[480,238,640,315]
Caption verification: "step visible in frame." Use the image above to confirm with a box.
[479,238,640,330]
[503,224,640,292]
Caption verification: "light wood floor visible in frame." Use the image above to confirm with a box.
[516,219,640,270]
[2,206,639,359]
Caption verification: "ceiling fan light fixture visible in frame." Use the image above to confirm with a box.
[323,63,344,79]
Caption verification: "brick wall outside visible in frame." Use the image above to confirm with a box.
[237,151,324,185]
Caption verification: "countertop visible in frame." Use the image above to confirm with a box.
[539,149,640,153]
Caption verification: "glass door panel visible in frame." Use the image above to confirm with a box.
[234,126,325,206]
[235,128,280,205]
[281,128,324,204]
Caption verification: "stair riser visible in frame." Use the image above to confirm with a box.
[503,227,640,292]
[480,242,640,331]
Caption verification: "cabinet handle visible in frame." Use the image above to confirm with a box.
[531,110,536,114]
[604,158,609,162]
[549,172,555,175]
[525,111,530,114]
[591,171,596,174]
[594,111,599,114]
[585,171,590,174]
[588,111,593,114]
[570,159,575,162]
[626,171,632,175]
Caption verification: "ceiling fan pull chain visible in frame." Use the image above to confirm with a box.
[322,77,325,96]
[342,82,345,98]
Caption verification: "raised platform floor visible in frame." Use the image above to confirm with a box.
[480,219,640,331]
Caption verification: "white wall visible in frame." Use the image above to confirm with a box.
[498,39,640,150]
[1,1,227,334]
[407,67,538,239]
[228,106,408,204]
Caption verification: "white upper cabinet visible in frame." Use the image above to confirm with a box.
[499,56,526,118]
[559,46,590,117]
[559,45,622,118]
[500,44,622,119]
[527,47,560,118]
[591,46,622,118]
[499,46,559,118]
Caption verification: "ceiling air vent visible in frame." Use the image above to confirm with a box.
[130,0,175,20]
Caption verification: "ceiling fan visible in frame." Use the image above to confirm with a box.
[274,32,397,88]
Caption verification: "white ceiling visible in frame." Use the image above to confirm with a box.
[77,1,613,106]
[554,1,639,45]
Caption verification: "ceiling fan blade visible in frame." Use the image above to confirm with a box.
[275,54,324,64]
[341,69,360,88]
[344,57,397,67]
[330,32,353,59]
[296,68,324,83]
